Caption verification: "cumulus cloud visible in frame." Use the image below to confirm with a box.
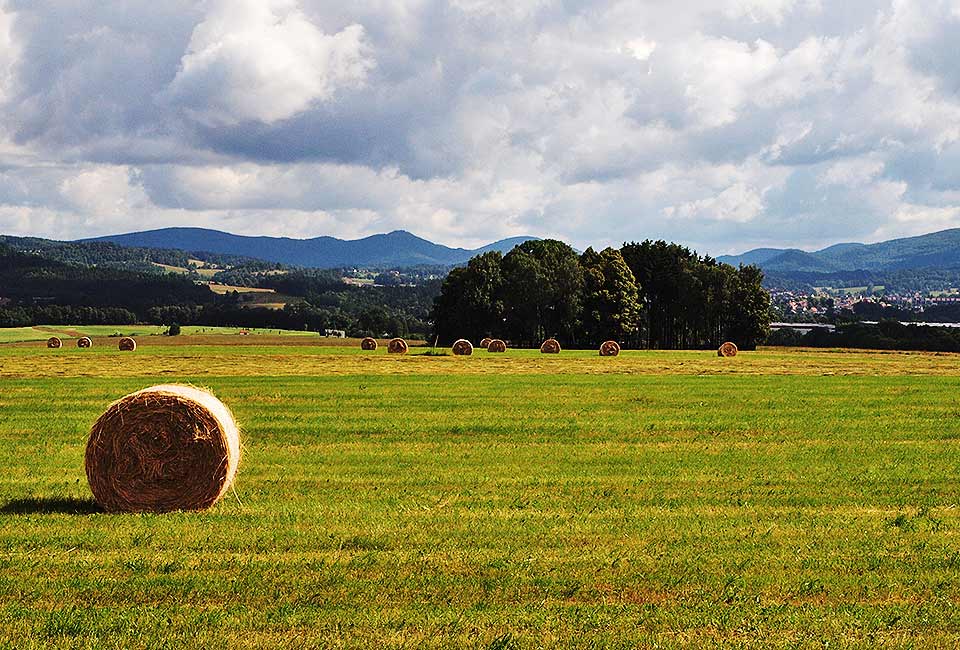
[0,0,957,254]
[165,0,372,125]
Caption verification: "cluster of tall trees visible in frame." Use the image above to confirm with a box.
[432,239,770,349]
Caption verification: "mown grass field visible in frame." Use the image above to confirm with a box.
[1,337,960,648]
[0,325,322,344]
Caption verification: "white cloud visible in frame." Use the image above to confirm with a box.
[165,0,372,125]
[0,0,957,253]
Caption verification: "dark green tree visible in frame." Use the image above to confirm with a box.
[501,240,583,346]
[580,247,642,346]
[430,251,505,345]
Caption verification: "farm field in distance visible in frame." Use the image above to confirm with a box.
[1,333,960,647]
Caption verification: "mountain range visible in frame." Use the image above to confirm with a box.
[718,229,960,273]
[86,228,536,269]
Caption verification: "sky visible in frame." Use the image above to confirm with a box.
[0,0,959,255]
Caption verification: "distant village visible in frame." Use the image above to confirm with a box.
[770,286,960,321]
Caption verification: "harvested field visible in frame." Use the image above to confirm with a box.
[2,338,960,647]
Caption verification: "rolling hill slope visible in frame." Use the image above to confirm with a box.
[719,229,960,272]
[85,228,537,269]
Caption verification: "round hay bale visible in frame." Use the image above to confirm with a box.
[599,340,621,357]
[46,336,62,349]
[77,337,92,349]
[487,339,507,353]
[360,337,378,351]
[718,341,739,357]
[479,337,492,349]
[540,338,561,354]
[451,339,473,356]
[118,337,137,352]
[388,337,408,354]
[85,384,241,513]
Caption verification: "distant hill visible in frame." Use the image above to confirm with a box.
[84,228,537,269]
[719,229,960,273]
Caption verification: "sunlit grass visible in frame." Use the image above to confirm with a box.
[1,343,960,647]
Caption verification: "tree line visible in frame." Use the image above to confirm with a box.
[767,320,960,353]
[431,239,770,349]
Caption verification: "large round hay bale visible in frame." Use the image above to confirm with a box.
[487,339,507,353]
[361,337,378,351]
[479,338,492,349]
[599,340,621,357]
[85,384,241,513]
[540,338,561,354]
[118,337,137,352]
[77,337,92,349]
[718,341,739,357]
[452,339,473,356]
[388,337,408,354]
[46,336,62,349]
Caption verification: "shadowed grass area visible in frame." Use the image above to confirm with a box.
[1,343,960,647]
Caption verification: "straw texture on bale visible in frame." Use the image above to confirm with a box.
[85,384,241,513]
[718,341,739,357]
[540,338,561,354]
[46,337,62,349]
[451,339,473,356]
[388,337,408,354]
[77,337,92,349]
[599,340,621,357]
[487,339,507,353]
[118,337,137,352]
[479,338,492,349]
[360,337,378,351]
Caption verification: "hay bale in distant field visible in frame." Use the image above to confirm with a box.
[118,337,137,352]
[540,338,561,354]
[718,341,739,357]
[77,337,92,349]
[85,384,241,513]
[46,337,62,349]
[599,340,621,357]
[388,337,408,354]
[487,339,506,353]
[479,338,492,349]
[361,337,378,351]
[452,339,473,356]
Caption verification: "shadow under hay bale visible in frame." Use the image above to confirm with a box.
[118,337,137,352]
[47,337,62,349]
[388,338,408,354]
[85,384,241,513]
[487,339,506,353]
[0,496,101,515]
[479,338,492,349]
[77,337,92,349]
[361,337,378,351]
[540,338,561,354]
[718,341,739,357]
[600,340,621,356]
[451,339,473,355]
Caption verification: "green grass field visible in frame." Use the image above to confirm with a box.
[1,339,960,648]
[0,325,322,343]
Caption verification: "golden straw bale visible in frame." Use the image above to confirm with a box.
[360,337,378,351]
[487,339,507,353]
[46,337,62,349]
[451,339,473,355]
[388,338,408,354]
[599,340,621,356]
[718,341,739,357]
[540,338,561,354]
[85,384,241,513]
[479,338,492,349]
[118,337,137,352]
[77,337,92,349]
